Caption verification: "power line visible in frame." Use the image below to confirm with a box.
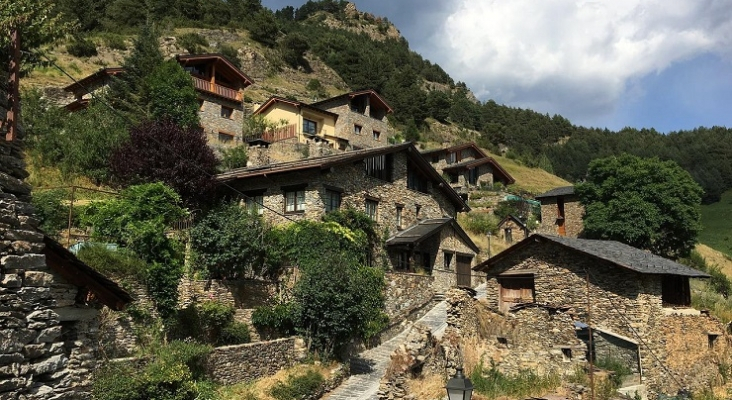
[25,49,298,223]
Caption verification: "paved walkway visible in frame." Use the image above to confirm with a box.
[325,284,486,400]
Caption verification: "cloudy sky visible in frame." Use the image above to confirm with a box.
[262,0,732,133]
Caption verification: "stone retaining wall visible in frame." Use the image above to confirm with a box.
[178,277,277,309]
[384,272,434,321]
[204,337,305,384]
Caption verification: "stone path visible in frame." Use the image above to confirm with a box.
[325,284,486,400]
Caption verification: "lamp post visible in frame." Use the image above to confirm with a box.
[445,367,473,400]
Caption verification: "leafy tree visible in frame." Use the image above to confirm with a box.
[248,10,279,47]
[281,221,387,356]
[81,183,186,318]
[190,202,282,279]
[576,154,703,258]
[106,23,164,124]
[31,189,69,237]
[110,120,219,207]
[280,33,310,69]
[219,145,248,171]
[146,60,200,128]
[0,0,71,52]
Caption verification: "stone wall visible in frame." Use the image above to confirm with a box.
[177,277,277,309]
[497,218,528,244]
[383,272,434,322]
[315,97,391,149]
[204,337,305,384]
[0,100,102,398]
[197,94,244,147]
[538,195,584,238]
[592,330,640,374]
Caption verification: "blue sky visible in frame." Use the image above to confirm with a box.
[262,0,732,133]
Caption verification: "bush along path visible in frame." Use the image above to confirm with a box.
[325,284,487,400]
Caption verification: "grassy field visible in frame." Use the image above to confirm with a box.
[699,189,732,258]
[483,150,571,195]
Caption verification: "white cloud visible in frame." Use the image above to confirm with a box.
[431,0,732,123]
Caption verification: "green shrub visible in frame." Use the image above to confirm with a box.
[178,32,208,54]
[470,360,560,398]
[92,341,213,400]
[31,189,68,236]
[219,146,248,171]
[595,356,632,388]
[100,33,128,50]
[252,302,295,336]
[217,43,241,68]
[269,370,324,400]
[220,321,251,345]
[459,212,498,235]
[67,36,98,57]
[76,244,147,281]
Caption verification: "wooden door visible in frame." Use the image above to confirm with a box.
[456,255,472,287]
[498,276,534,313]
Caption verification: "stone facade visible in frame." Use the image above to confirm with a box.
[478,239,729,397]
[229,150,459,234]
[422,143,515,193]
[383,272,435,323]
[313,92,391,150]
[198,93,244,148]
[0,93,129,398]
[497,216,529,244]
[538,194,584,238]
[204,337,305,384]
[177,277,276,309]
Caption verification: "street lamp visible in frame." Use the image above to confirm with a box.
[445,367,473,400]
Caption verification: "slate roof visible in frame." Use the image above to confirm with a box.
[253,96,340,118]
[43,236,133,311]
[474,233,710,278]
[442,158,516,185]
[310,89,393,114]
[497,215,528,232]
[535,186,575,199]
[216,142,470,212]
[386,218,479,253]
[420,142,486,157]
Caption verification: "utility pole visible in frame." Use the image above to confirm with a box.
[7,28,20,142]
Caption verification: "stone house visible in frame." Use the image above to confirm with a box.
[251,89,393,152]
[310,89,393,150]
[535,185,583,237]
[251,96,339,147]
[216,142,481,291]
[64,53,254,147]
[496,215,529,244]
[472,233,725,397]
[421,143,515,195]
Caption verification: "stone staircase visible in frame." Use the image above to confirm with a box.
[324,285,485,400]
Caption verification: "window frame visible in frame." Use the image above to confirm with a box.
[245,194,264,215]
[444,251,454,270]
[284,189,306,213]
[218,131,234,143]
[396,205,403,230]
[324,189,342,213]
[354,124,362,135]
[303,118,317,135]
[365,198,379,220]
[220,105,233,119]
[373,130,380,141]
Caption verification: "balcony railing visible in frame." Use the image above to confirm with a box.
[245,124,297,143]
[191,76,242,102]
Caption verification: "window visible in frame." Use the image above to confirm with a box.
[468,168,479,185]
[662,276,691,307]
[350,96,367,113]
[354,124,362,135]
[447,152,456,164]
[303,119,317,135]
[449,173,458,184]
[365,199,378,220]
[396,205,403,229]
[498,274,535,313]
[709,334,720,349]
[415,204,421,219]
[218,132,234,143]
[504,228,513,244]
[561,348,573,361]
[285,189,305,213]
[373,130,381,141]
[407,163,429,193]
[325,189,341,213]
[365,154,393,181]
[245,195,264,215]
[221,106,233,119]
[444,251,453,270]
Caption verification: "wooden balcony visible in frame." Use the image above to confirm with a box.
[245,124,297,144]
[192,76,242,102]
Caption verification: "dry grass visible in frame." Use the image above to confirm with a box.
[405,373,449,400]
[482,150,571,195]
[219,362,340,400]
[696,244,732,277]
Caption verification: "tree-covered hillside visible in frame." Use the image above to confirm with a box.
[45,0,732,204]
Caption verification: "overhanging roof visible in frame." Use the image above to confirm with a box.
[43,236,133,311]
[63,67,124,94]
[442,158,516,185]
[311,89,393,114]
[497,215,528,231]
[253,96,339,119]
[535,186,575,199]
[474,234,710,279]
[176,53,254,87]
[216,142,470,212]
[386,218,479,253]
